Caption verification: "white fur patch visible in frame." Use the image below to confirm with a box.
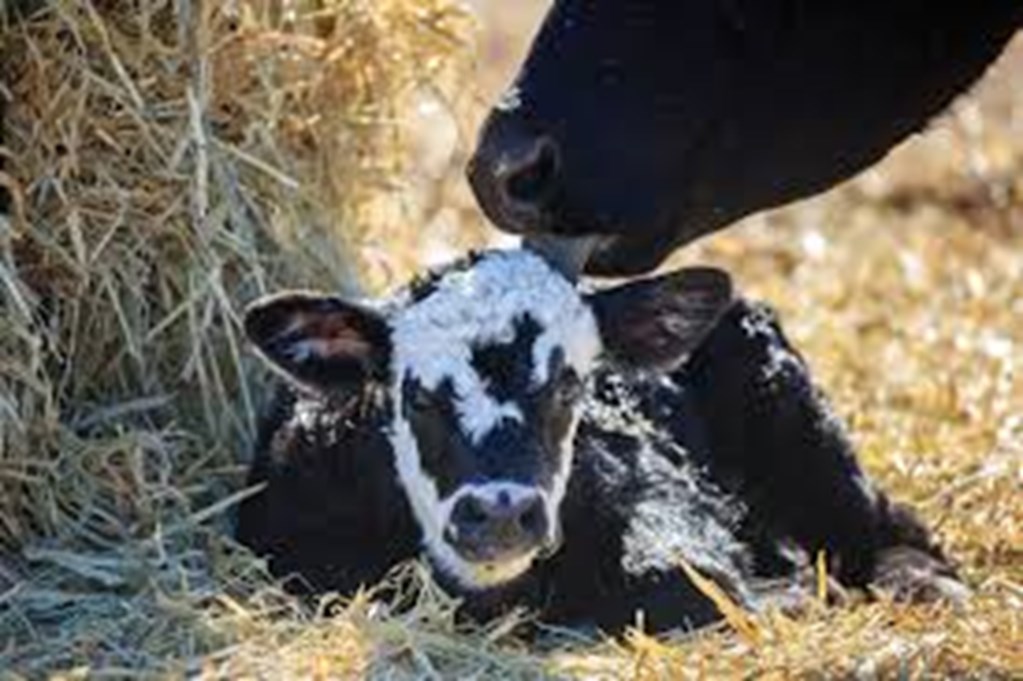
[389,249,600,440]
[386,250,601,590]
[496,86,523,113]
[583,379,749,599]
[547,408,582,546]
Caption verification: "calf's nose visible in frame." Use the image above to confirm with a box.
[468,115,561,232]
[448,490,549,560]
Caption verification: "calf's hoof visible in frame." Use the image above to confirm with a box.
[871,546,971,606]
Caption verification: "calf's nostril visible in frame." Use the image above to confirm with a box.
[518,500,546,538]
[501,138,560,208]
[452,495,489,531]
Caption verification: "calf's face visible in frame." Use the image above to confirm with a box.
[245,251,731,590]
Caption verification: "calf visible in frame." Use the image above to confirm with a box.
[237,249,959,633]
[468,1,1023,276]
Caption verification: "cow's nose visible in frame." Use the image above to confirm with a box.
[448,490,548,560]
[468,117,560,233]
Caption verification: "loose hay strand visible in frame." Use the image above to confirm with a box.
[816,549,828,605]
[678,555,761,647]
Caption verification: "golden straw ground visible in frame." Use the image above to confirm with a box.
[1,1,1021,677]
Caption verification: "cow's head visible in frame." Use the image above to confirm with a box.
[468,1,1021,277]
[244,250,732,590]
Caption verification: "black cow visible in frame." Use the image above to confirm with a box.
[236,249,960,633]
[468,1,1023,277]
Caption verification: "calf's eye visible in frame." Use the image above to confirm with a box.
[410,385,436,412]
[402,377,439,416]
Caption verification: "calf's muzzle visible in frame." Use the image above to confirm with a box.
[446,488,549,563]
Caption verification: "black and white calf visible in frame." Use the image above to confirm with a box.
[237,250,960,633]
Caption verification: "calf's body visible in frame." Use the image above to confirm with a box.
[237,257,951,632]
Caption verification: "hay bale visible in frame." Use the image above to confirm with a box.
[0,0,472,673]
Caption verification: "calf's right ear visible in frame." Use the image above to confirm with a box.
[243,292,391,394]
[587,267,734,372]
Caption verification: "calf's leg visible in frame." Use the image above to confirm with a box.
[675,301,954,592]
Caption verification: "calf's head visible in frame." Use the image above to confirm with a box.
[245,251,731,590]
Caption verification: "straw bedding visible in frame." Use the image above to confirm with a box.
[1,1,1021,677]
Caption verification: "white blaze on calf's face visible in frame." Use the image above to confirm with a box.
[386,250,601,589]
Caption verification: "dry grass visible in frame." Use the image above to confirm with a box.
[1,0,1021,677]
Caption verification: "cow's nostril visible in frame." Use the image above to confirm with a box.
[502,138,560,208]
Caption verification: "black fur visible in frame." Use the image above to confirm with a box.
[237,300,952,633]
[469,1,1023,276]
[236,386,420,593]
[470,315,544,402]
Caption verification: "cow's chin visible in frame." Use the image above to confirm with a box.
[428,541,541,592]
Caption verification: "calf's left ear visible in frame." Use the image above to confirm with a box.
[243,292,391,394]
[586,267,734,372]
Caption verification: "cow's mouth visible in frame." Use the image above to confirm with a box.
[522,233,606,281]
[509,205,686,277]
[521,226,677,279]
[582,225,684,277]
[584,233,668,276]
